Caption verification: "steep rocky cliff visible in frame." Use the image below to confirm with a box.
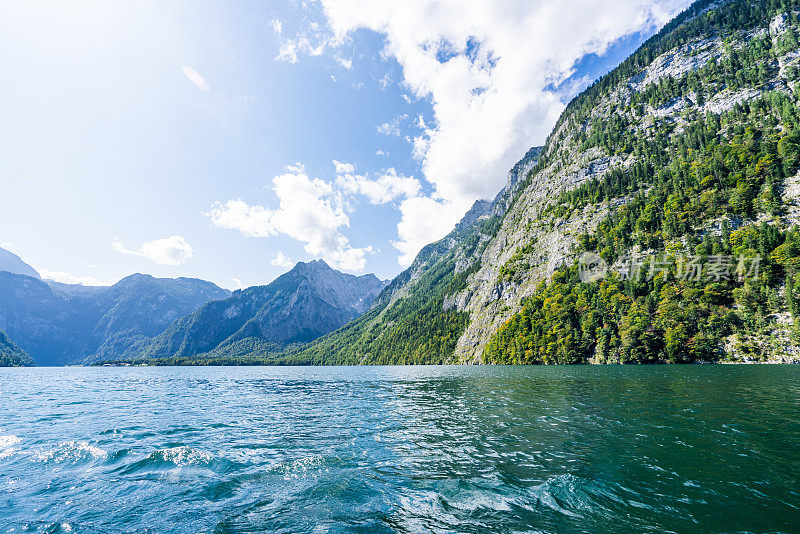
[473,0,800,364]
[286,0,800,365]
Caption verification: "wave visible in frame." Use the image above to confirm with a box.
[112,446,217,477]
[31,441,107,465]
[153,446,213,467]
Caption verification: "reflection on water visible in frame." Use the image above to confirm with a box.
[0,365,799,532]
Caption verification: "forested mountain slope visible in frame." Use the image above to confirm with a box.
[280,0,800,365]
[0,329,33,367]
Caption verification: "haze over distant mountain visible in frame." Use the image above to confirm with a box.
[0,271,230,365]
[121,260,389,363]
[0,247,40,279]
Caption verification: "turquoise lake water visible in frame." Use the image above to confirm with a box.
[0,365,799,533]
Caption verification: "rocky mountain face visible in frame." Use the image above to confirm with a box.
[0,329,33,367]
[122,260,389,363]
[287,0,800,365]
[0,272,230,365]
[0,247,40,279]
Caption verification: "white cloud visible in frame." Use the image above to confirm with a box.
[275,21,340,64]
[335,56,353,69]
[271,251,294,268]
[284,0,691,264]
[393,196,472,266]
[277,40,300,63]
[181,65,210,92]
[207,165,373,272]
[376,149,387,157]
[376,114,407,136]
[39,269,109,287]
[205,200,273,238]
[334,162,420,205]
[271,19,283,34]
[112,236,194,266]
[333,160,356,174]
[231,278,245,290]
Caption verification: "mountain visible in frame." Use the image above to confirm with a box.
[270,0,800,365]
[0,272,230,365]
[0,247,39,279]
[0,329,33,367]
[115,260,389,363]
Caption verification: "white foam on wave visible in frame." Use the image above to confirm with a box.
[31,441,107,463]
[0,435,21,448]
[0,434,21,458]
[156,446,212,467]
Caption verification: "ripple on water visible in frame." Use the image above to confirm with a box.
[1,365,799,533]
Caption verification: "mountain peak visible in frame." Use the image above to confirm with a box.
[306,259,331,269]
[454,199,492,232]
[135,257,390,362]
[289,259,333,274]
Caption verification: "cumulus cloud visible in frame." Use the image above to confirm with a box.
[283,0,691,265]
[206,165,373,272]
[39,269,109,286]
[112,236,195,266]
[204,200,273,238]
[271,251,295,268]
[181,65,210,92]
[334,161,420,205]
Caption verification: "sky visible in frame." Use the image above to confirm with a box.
[0,0,693,290]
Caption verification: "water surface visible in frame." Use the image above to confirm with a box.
[1,365,799,532]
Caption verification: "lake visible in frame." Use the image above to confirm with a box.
[0,365,798,533]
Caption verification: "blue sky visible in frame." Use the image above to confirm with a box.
[0,0,691,289]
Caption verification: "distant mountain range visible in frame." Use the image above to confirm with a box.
[0,268,231,365]
[112,260,388,364]
[0,248,388,365]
